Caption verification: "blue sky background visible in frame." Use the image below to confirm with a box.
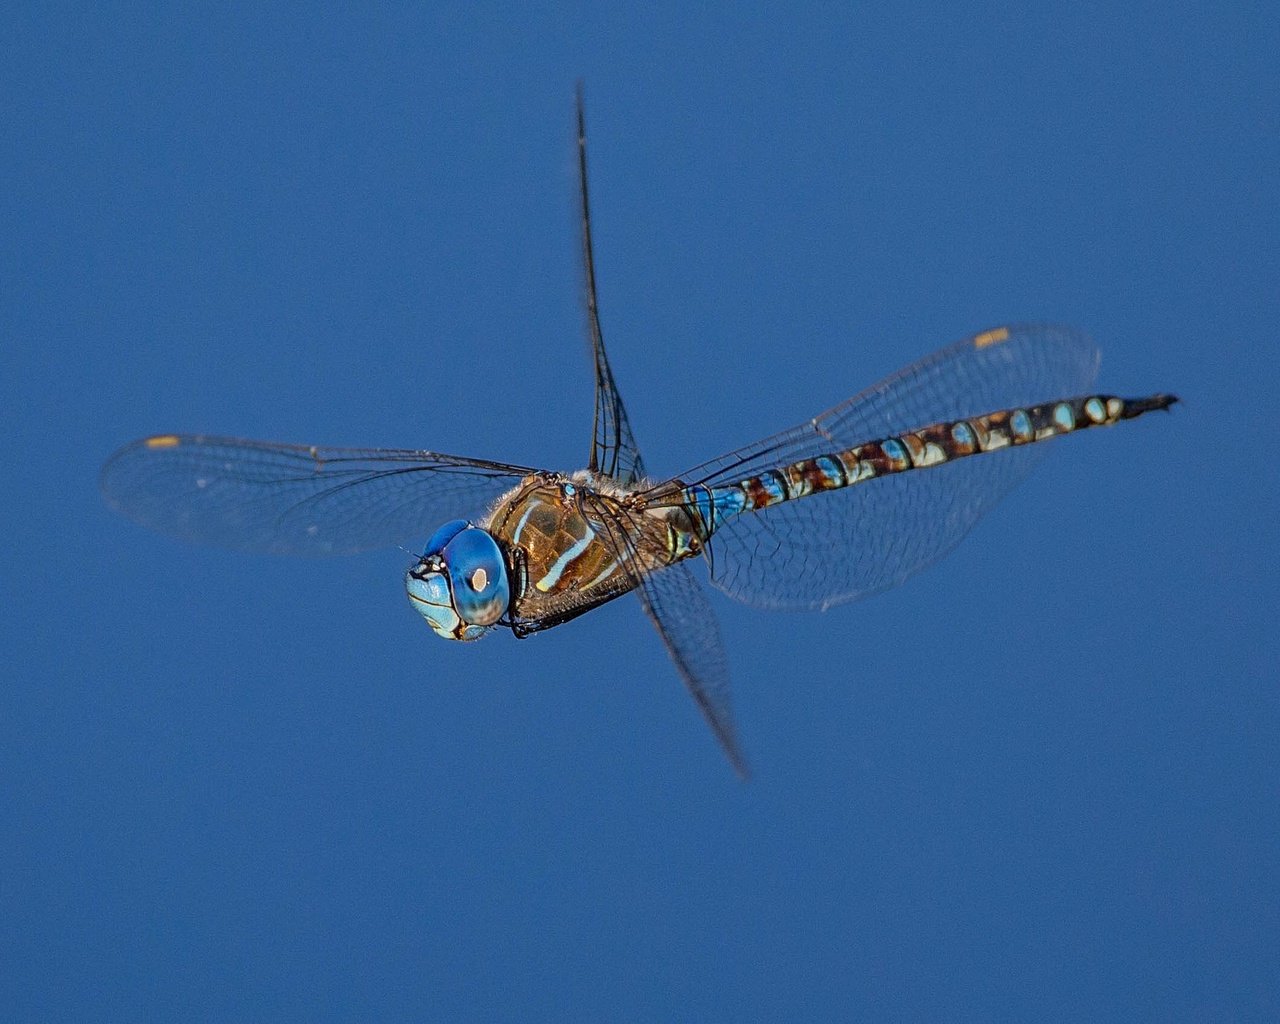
[5,4,1277,1020]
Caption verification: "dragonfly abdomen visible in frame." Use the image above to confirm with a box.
[685,393,1177,535]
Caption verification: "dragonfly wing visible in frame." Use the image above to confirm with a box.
[101,434,534,556]
[676,324,1102,609]
[577,85,647,486]
[583,494,747,777]
[707,441,1047,609]
[635,560,748,779]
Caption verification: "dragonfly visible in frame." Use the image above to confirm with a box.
[101,89,1177,776]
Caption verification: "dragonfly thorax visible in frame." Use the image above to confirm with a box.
[405,519,510,641]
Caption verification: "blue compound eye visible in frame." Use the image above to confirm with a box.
[423,518,469,557]
[407,522,510,640]
[442,527,510,627]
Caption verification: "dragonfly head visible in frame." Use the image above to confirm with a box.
[405,519,510,641]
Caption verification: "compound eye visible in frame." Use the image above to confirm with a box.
[423,519,469,557]
[443,528,510,627]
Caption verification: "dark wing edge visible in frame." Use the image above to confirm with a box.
[576,83,647,486]
[100,433,536,557]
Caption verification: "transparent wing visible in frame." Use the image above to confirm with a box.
[635,561,748,779]
[583,494,747,777]
[577,84,647,485]
[101,434,535,556]
[668,324,1102,609]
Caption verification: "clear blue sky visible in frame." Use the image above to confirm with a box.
[5,4,1277,1020]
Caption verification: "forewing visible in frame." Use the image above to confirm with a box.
[583,494,747,777]
[577,85,647,485]
[635,561,749,779]
[101,434,534,556]
[669,325,1101,609]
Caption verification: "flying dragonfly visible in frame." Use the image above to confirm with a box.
[101,89,1177,777]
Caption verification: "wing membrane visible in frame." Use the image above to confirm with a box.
[101,434,534,556]
[663,325,1102,609]
[577,85,647,485]
[634,560,748,779]
[583,493,747,776]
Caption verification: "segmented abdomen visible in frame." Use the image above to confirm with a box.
[683,393,1176,536]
